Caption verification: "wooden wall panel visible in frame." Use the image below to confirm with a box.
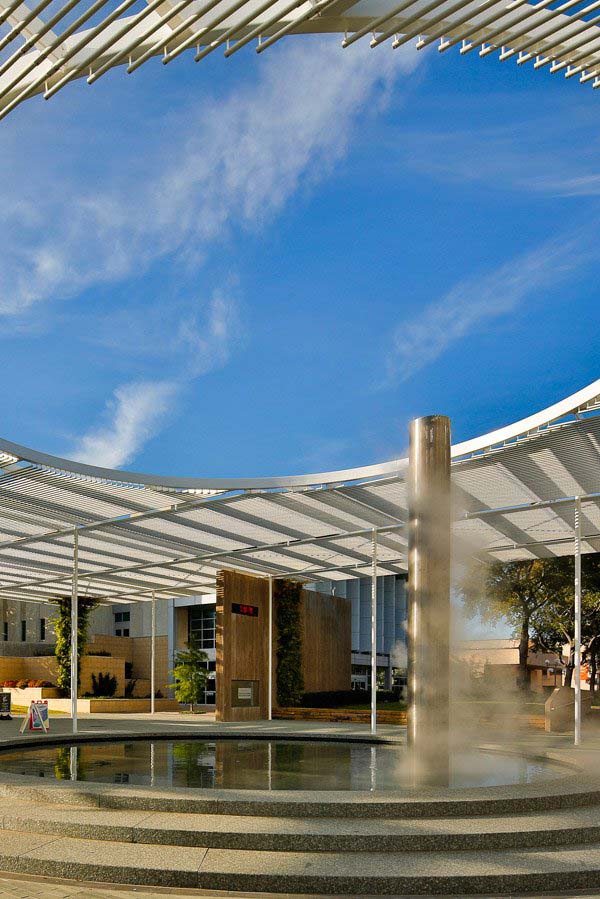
[216,572,352,721]
[302,591,351,693]
[216,570,269,722]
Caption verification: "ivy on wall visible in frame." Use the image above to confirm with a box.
[53,597,98,697]
[275,580,304,707]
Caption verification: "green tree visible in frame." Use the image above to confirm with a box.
[169,641,209,711]
[528,556,600,688]
[461,559,574,691]
[53,597,98,697]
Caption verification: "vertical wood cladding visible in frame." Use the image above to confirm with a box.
[216,570,269,721]
[302,591,352,693]
[216,570,351,721]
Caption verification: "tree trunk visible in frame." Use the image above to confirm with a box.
[517,616,530,691]
[564,661,574,687]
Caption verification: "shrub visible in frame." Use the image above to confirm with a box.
[124,679,137,698]
[124,661,133,679]
[91,672,117,697]
[300,690,398,708]
[2,681,17,688]
[16,680,28,690]
[155,689,163,699]
[275,580,304,707]
[54,596,98,696]
[91,650,111,657]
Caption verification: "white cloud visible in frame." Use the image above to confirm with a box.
[71,380,179,468]
[386,233,595,384]
[0,37,422,466]
[0,38,420,318]
[177,288,242,378]
[70,288,240,466]
[383,108,600,198]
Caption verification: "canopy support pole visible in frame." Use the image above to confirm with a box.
[575,496,582,746]
[151,590,156,715]
[71,530,79,735]
[268,576,273,721]
[370,528,377,735]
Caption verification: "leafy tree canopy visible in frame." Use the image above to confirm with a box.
[170,641,209,710]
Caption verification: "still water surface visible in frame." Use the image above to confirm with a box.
[0,740,567,791]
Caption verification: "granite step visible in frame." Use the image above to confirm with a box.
[195,843,600,894]
[2,830,600,893]
[3,799,600,852]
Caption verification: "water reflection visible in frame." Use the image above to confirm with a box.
[0,740,566,791]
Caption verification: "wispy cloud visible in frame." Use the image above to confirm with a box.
[1,38,422,467]
[379,102,600,198]
[0,38,420,319]
[386,232,595,385]
[71,380,179,469]
[70,289,239,466]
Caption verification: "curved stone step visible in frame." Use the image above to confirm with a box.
[4,799,600,853]
[92,782,600,819]
[195,844,600,894]
[3,830,600,893]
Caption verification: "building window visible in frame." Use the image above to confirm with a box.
[3,622,7,642]
[114,610,131,637]
[189,605,216,650]
[21,620,26,642]
[39,618,46,642]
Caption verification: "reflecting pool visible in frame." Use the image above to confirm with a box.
[0,739,569,791]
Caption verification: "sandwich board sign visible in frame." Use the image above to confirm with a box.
[20,700,49,733]
[0,692,11,720]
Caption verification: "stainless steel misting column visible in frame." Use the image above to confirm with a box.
[407,415,451,783]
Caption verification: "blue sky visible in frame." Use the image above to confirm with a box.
[1,34,599,480]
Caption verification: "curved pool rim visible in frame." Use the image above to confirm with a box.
[0,730,591,815]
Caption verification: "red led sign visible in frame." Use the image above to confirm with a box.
[232,603,259,618]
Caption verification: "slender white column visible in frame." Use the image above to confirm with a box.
[151,590,156,715]
[71,530,79,734]
[268,576,273,721]
[370,529,377,735]
[575,496,582,746]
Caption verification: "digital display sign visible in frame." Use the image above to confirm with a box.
[232,602,259,618]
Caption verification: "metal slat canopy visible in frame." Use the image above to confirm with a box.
[2,0,600,120]
[0,379,599,605]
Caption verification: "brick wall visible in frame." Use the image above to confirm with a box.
[131,635,170,695]
[88,633,133,662]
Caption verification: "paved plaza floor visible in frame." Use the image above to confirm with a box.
[0,711,402,744]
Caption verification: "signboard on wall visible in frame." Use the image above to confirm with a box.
[232,603,259,618]
[231,680,259,707]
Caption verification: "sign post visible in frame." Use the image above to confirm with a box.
[19,700,50,734]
